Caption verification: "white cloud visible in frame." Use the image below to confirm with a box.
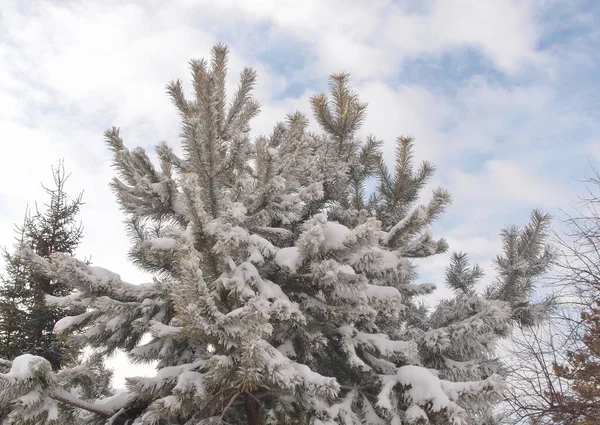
[450,159,568,210]
[176,0,544,79]
[355,81,454,164]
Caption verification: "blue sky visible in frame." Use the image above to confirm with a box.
[1,0,599,382]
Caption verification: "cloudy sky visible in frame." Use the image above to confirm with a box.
[1,0,599,384]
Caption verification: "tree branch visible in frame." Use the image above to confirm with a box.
[50,389,129,425]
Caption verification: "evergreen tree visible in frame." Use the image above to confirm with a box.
[0,44,552,425]
[0,164,115,425]
[428,210,554,424]
[0,216,33,363]
[0,162,84,369]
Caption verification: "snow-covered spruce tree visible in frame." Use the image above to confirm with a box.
[0,162,84,369]
[1,44,550,424]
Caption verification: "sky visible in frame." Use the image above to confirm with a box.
[1,0,599,385]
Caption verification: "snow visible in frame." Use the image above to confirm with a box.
[363,353,396,374]
[228,201,247,221]
[16,247,56,277]
[148,237,177,250]
[229,261,295,307]
[262,344,340,396]
[248,234,277,255]
[338,264,355,275]
[401,230,442,257]
[290,362,339,395]
[49,388,131,419]
[396,365,453,412]
[91,391,131,412]
[277,339,297,359]
[88,265,121,281]
[134,365,181,389]
[383,206,428,245]
[362,396,386,425]
[173,371,206,397]
[150,182,169,203]
[379,249,401,269]
[349,247,401,275]
[364,284,405,316]
[211,224,249,254]
[365,284,401,300]
[54,313,91,334]
[255,278,287,301]
[338,326,418,361]
[172,192,188,217]
[248,233,277,264]
[440,374,502,401]
[322,221,351,250]
[398,283,437,295]
[274,246,302,273]
[159,394,181,409]
[5,355,49,380]
[149,320,181,337]
[423,328,451,351]
[376,375,397,411]
[353,330,417,360]
[444,357,475,373]
[132,361,205,392]
[405,404,427,423]
[47,403,59,420]
[339,336,370,371]
[105,315,127,332]
[328,390,358,423]
[253,226,293,239]
[299,182,324,202]
[17,389,42,406]
[108,408,127,425]
[248,248,264,264]
[45,291,84,308]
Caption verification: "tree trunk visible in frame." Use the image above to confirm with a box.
[244,392,260,425]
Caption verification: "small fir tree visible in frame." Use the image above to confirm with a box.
[0,44,553,425]
[0,162,84,369]
[0,164,115,425]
